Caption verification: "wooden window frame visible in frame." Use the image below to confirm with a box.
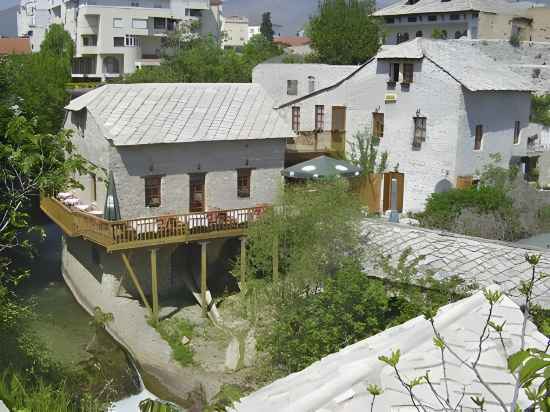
[189,173,206,212]
[402,63,414,84]
[287,79,298,95]
[145,175,162,207]
[292,106,300,132]
[237,169,252,198]
[389,62,400,83]
[513,120,520,144]
[90,173,97,202]
[413,116,426,150]
[315,105,325,131]
[474,124,483,151]
[373,112,384,139]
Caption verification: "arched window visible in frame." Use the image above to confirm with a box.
[103,56,120,74]
[308,75,316,93]
[416,30,423,37]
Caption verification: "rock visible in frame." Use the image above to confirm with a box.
[0,400,8,412]
[243,330,257,367]
[181,336,190,345]
[224,337,240,371]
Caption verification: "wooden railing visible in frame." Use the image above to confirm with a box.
[287,130,346,154]
[40,197,268,251]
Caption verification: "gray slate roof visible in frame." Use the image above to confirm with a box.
[379,38,534,91]
[66,83,294,146]
[232,286,547,411]
[374,0,537,16]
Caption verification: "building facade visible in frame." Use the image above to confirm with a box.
[221,15,248,49]
[256,39,534,212]
[374,0,550,44]
[16,0,50,51]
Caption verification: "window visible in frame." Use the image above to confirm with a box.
[237,169,251,198]
[145,176,162,207]
[450,14,460,20]
[189,174,205,212]
[82,35,97,46]
[90,173,97,202]
[125,34,140,47]
[373,112,384,138]
[308,76,316,93]
[413,116,426,150]
[132,18,147,29]
[514,120,521,144]
[113,17,123,28]
[396,32,409,44]
[287,80,298,95]
[416,30,423,37]
[113,37,124,47]
[407,16,417,22]
[131,1,139,6]
[428,15,437,21]
[315,105,325,130]
[103,56,120,73]
[402,63,414,83]
[154,17,166,30]
[292,106,300,131]
[385,17,395,23]
[474,124,483,150]
[389,62,400,82]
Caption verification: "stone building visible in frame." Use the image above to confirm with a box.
[255,39,535,212]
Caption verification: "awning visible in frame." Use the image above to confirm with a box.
[282,155,362,179]
[103,171,121,221]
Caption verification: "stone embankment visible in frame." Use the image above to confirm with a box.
[362,219,550,308]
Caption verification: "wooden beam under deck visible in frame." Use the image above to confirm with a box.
[150,249,159,321]
[121,252,153,315]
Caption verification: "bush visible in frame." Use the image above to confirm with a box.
[155,318,194,367]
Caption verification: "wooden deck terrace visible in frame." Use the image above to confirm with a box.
[40,196,268,252]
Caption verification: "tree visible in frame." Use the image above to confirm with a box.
[531,94,550,126]
[431,28,448,40]
[39,24,74,79]
[308,0,381,65]
[260,12,275,42]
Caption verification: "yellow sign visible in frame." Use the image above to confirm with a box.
[384,93,397,103]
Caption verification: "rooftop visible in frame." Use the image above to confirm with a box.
[374,0,539,17]
[233,286,547,411]
[0,37,31,55]
[273,36,311,47]
[65,83,294,146]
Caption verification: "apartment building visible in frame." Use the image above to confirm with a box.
[15,0,50,51]
[222,15,248,49]
[374,0,550,44]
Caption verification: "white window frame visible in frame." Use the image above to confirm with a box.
[113,18,123,28]
[132,18,147,29]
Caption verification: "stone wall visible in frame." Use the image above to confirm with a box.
[362,219,550,308]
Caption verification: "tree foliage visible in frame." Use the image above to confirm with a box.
[349,127,388,176]
[308,0,381,65]
[125,35,282,83]
[260,12,275,42]
[40,24,75,79]
[531,94,550,126]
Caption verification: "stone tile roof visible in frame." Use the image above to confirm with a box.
[232,286,547,411]
[362,220,550,308]
[379,38,535,91]
[0,37,31,55]
[273,36,311,47]
[374,0,537,17]
[65,83,294,146]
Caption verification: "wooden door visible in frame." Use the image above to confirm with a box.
[189,174,205,212]
[383,172,404,212]
[331,106,346,131]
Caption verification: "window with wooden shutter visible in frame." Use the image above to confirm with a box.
[237,169,251,198]
[412,116,426,150]
[389,62,400,82]
[189,173,205,212]
[474,124,483,150]
[513,120,520,144]
[331,106,346,131]
[402,63,414,84]
[373,112,384,138]
[315,105,324,130]
[145,176,162,207]
[287,80,298,95]
[292,106,300,131]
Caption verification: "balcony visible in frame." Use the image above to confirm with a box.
[287,130,346,154]
[41,197,268,252]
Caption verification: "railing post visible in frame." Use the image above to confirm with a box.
[200,241,208,316]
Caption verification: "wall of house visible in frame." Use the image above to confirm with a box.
[455,90,532,177]
[528,8,550,42]
[0,7,18,37]
[108,139,286,219]
[277,58,464,212]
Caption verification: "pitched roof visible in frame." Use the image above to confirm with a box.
[0,37,31,55]
[374,0,537,17]
[232,286,547,412]
[273,36,311,47]
[65,83,294,146]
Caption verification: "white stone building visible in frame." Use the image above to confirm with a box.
[15,0,50,51]
[255,39,534,212]
[36,0,223,80]
[374,0,550,44]
[221,15,248,50]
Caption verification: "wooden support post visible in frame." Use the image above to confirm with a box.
[240,237,247,286]
[121,253,152,314]
[150,248,159,322]
[200,241,208,316]
[272,237,279,282]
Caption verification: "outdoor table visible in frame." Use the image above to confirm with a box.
[88,210,104,217]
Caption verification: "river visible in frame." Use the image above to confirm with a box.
[18,222,161,411]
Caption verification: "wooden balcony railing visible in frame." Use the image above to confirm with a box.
[40,197,268,251]
[287,130,346,154]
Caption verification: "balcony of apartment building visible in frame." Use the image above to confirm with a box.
[72,56,98,77]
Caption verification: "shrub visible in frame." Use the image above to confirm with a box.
[155,318,194,367]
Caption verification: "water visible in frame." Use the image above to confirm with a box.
[516,233,550,249]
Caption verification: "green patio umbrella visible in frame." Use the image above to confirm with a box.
[103,171,121,221]
[282,155,362,179]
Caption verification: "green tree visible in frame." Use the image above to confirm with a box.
[432,28,448,39]
[531,94,550,126]
[260,12,275,42]
[308,0,381,65]
[40,24,75,78]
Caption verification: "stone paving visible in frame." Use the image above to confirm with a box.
[362,219,550,309]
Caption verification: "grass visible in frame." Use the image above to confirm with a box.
[154,317,195,367]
